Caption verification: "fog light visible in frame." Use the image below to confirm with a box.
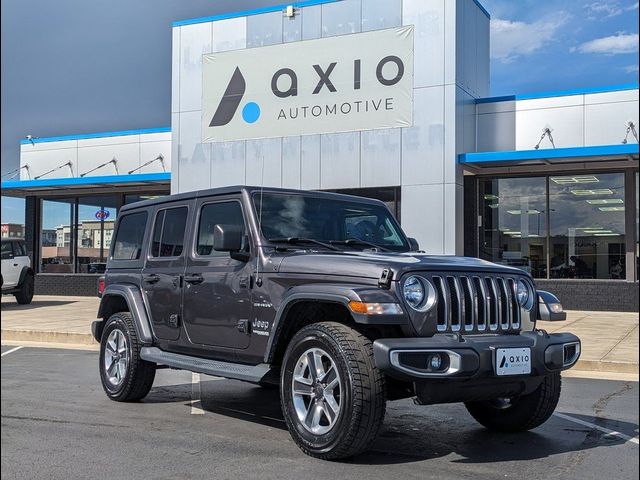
[430,354,442,370]
[563,342,580,367]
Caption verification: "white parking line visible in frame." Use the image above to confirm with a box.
[554,412,639,445]
[1,346,24,357]
[190,372,205,415]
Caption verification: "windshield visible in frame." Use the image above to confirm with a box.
[253,192,410,252]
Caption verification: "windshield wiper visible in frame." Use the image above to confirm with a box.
[330,238,391,252]
[268,237,340,251]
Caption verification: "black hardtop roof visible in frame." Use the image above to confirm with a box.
[119,186,386,213]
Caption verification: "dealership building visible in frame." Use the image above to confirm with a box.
[1,0,638,311]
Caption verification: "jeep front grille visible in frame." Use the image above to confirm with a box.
[429,274,521,334]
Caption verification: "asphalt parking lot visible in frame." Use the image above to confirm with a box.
[1,345,638,479]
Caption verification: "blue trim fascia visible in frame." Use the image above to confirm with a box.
[472,0,490,18]
[1,172,171,190]
[459,144,640,164]
[172,0,340,27]
[477,83,639,104]
[20,127,171,145]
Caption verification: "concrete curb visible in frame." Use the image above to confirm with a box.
[575,359,639,374]
[1,329,96,346]
[2,328,638,375]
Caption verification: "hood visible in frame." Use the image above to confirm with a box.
[273,250,528,280]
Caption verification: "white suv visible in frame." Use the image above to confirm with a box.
[1,238,34,304]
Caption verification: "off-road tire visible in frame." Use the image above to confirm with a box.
[99,312,156,402]
[14,271,34,305]
[280,322,386,460]
[465,373,562,432]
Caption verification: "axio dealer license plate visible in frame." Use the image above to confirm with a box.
[495,348,531,376]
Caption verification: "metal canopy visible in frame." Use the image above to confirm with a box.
[459,144,639,170]
[0,172,170,198]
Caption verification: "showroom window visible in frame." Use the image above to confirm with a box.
[37,190,168,274]
[479,177,547,278]
[478,172,635,280]
[77,196,118,273]
[40,198,75,273]
[549,173,626,280]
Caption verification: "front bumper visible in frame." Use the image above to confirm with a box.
[373,330,580,382]
[374,330,580,405]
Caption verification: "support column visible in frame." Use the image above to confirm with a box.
[625,169,637,282]
[24,196,39,271]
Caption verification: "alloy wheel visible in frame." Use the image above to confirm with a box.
[291,347,342,435]
[104,329,129,387]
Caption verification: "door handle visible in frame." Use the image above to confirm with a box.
[184,274,204,285]
[142,274,160,284]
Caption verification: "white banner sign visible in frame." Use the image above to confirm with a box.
[202,26,414,142]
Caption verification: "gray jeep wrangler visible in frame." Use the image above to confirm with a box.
[93,186,580,460]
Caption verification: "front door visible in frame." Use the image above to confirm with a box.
[142,202,193,341]
[1,241,21,288]
[182,197,253,349]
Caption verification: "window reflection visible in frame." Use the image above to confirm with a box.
[77,196,118,273]
[40,198,75,273]
[479,177,547,278]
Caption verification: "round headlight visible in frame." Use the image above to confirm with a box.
[516,280,530,308]
[403,276,436,311]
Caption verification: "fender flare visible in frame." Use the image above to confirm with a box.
[264,283,407,363]
[96,284,154,344]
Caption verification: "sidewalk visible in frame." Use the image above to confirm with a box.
[2,295,638,374]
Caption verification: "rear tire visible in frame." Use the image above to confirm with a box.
[465,373,562,432]
[14,272,34,305]
[280,322,386,460]
[99,312,156,402]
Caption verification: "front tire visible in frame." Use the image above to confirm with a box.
[280,322,386,460]
[99,312,156,402]
[14,272,34,304]
[465,373,562,432]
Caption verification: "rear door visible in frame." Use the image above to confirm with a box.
[182,196,253,349]
[141,202,193,341]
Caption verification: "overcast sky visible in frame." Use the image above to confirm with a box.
[1,0,638,213]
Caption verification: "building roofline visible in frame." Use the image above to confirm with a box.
[172,0,340,27]
[472,0,490,18]
[477,83,639,104]
[20,127,171,145]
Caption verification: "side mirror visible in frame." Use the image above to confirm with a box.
[537,290,567,321]
[213,224,243,252]
[213,224,249,262]
[1,251,14,260]
[407,237,420,251]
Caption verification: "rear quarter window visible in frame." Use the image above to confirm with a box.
[112,212,148,260]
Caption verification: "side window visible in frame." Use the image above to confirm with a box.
[150,207,188,258]
[197,201,246,256]
[1,242,13,258]
[112,212,148,260]
[14,242,26,256]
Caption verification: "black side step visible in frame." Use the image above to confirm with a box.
[140,347,271,383]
